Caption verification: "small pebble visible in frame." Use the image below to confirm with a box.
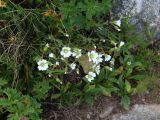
[142,99,145,102]
[87,114,91,119]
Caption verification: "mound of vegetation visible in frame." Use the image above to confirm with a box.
[0,0,159,119]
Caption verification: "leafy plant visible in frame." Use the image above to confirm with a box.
[0,78,42,120]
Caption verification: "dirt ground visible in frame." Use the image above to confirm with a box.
[41,89,160,120]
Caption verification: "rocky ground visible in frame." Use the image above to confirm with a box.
[112,104,160,120]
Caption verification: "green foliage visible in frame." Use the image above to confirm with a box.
[0,0,159,119]
[58,0,112,30]
[32,80,51,101]
[0,79,42,120]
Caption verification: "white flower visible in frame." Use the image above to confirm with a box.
[95,54,103,64]
[44,43,49,51]
[117,28,121,31]
[114,20,121,31]
[61,57,64,61]
[108,67,113,71]
[105,54,111,61]
[76,69,80,74]
[48,74,51,77]
[55,61,59,66]
[127,61,131,65]
[46,43,49,48]
[70,63,76,70]
[65,34,69,37]
[114,46,118,50]
[115,19,121,27]
[95,65,100,75]
[106,66,113,71]
[49,53,55,58]
[72,48,82,58]
[102,39,106,42]
[119,41,125,47]
[45,43,49,48]
[37,59,48,71]
[88,50,99,63]
[85,72,96,82]
[60,47,72,58]
[111,40,117,46]
[88,51,103,64]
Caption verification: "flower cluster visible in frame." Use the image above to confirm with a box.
[37,41,125,82]
[60,46,82,59]
[85,50,113,82]
[37,46,82,72]
[85,72,96,82]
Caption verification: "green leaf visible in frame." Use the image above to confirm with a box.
[121,95,130,110]
[99,85,111,96]
[0,99,11,106]
[35,0,42,4]
[87,88,101,95]
[125,68,133,77]
[115,66,123,75]
[63,82,71,93]
[98,68,106,80]
[86,85,95,92]
[8,113,20,120]
[33,80,51,100]
[125,81,131,93]
[75,96,83,106]
[52,94,61,99]
[129,75,145,81]
[0,78,8,86]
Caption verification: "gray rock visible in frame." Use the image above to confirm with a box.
[116,0,160,40]
[112,104,160,120]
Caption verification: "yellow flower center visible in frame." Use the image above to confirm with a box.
[40,63,45,67]
[64,49,69,53]
[90,54,94,59]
